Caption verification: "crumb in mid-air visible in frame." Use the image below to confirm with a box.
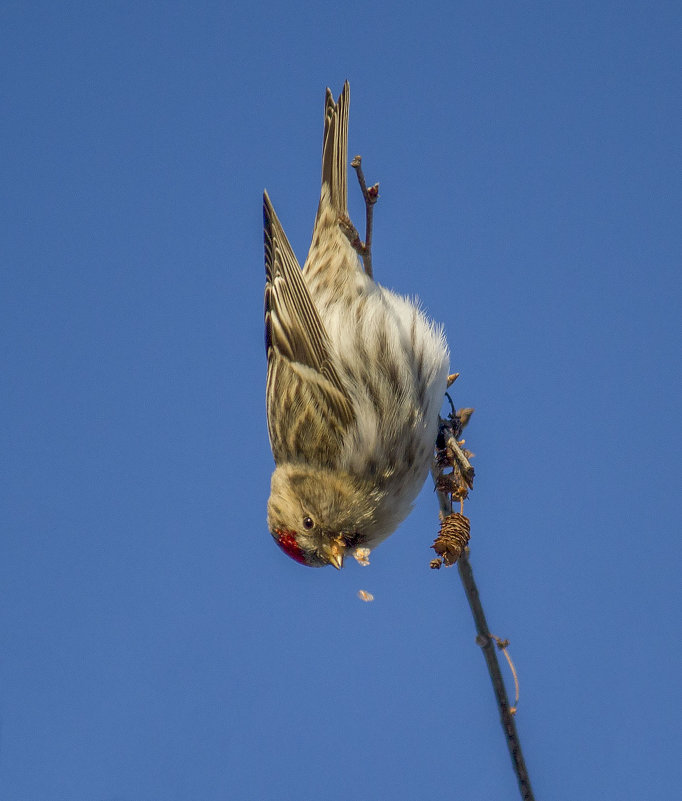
[357,590,374,602]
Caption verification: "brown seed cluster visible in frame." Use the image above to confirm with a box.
[431,382,475,568]
[430,511,471,568]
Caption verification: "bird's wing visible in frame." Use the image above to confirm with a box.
[264,191,354,465]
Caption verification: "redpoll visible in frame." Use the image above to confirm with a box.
[264,82,449,568]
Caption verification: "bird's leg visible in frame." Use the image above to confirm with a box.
[339,155,379,279]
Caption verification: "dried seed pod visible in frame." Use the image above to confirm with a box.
[434,473,460,495]
[431,512,471,567]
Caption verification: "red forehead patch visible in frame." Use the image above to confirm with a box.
[274,529,310,566]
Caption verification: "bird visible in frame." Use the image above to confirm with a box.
[263,81,449,568]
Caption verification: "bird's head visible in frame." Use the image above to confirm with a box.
[267,464,377,568]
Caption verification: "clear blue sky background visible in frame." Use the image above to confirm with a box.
[2,2,680,799]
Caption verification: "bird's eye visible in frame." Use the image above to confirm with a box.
[302,516,314,530]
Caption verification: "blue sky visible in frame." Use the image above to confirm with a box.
[2,2,680,799]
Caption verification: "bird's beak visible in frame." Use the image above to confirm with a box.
[327,540,345,570]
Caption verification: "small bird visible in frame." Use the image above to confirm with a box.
[264,82,449,568]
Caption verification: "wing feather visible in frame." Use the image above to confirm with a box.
[263,191,354,464]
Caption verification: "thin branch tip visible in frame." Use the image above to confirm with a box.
[431,377,535,800]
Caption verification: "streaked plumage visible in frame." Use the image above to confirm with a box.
[264,82,449,568]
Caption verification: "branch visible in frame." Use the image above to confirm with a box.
[431,399,536,801]
[339,154,378,278]
[457,552,536,801]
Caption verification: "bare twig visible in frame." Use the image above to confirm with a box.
[457,553,535,801]
[340,154,378,278]
[432,405,535,801]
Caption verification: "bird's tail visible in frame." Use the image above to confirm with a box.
[318,81,349,219]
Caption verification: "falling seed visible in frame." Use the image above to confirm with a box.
[353,547,371,566]
[357,590,374,602]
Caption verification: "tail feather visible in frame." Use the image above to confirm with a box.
[319,81,349,217]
